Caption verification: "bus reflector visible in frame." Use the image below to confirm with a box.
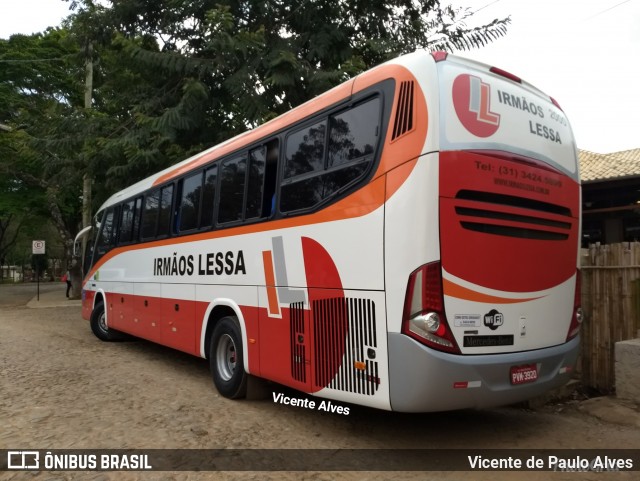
[402,262,460,354]
[453,381,481,389]
[489,66,521,84]
[354,361,366,371]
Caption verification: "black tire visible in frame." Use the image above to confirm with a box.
[90,301,119,342]
[209,316,247,399]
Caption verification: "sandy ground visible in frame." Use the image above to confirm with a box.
[0,284,639,481]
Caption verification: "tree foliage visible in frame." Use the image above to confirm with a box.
[0,0,510,262]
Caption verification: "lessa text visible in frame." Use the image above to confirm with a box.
[153,251,246,277]
[496,90,563,144]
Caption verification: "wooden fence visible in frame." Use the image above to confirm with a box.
[580,243,640,391]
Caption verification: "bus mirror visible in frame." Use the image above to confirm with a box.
[73,225,93,256]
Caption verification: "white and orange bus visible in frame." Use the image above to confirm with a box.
[79,50,582,412]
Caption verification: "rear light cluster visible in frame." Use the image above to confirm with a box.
[566,269,583,341]
[402,262,460,354]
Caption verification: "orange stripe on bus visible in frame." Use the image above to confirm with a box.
[262,250,280,316]
[84,175,388,282]
[442,278,544,304]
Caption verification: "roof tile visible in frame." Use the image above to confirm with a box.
[579,148,640,182]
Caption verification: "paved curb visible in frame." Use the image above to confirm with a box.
[26,290,82,309]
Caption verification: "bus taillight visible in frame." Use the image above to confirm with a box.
[402,262,460,354]
[566,269,583,341]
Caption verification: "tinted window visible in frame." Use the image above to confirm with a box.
[246,147,266,220]
[200,166,217,228]
[179,172,202,232]
[328,98,379,168]
[96,208,116,253]
[284,121,326,179]
[157,185,174,237]
[218,156,246,224]
[280,98,380,213]
[132,197,142,241]
[280,177,323,213]
[141,190,160,239]
[119,200,135,243]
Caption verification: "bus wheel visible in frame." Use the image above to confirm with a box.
[90,301,118,342]
[210,316,247,399]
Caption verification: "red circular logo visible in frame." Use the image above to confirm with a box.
[452,74,500,137]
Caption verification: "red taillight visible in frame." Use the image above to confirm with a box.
[566,269,583,341]
[402,262,460,354]
[431,51,448,62]
[489,66,521,84]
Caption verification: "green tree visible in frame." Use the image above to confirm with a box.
[0,29,84,260]
[1,1,510,278]
[66,0,510,190]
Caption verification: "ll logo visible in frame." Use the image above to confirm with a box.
[452,74,501,137]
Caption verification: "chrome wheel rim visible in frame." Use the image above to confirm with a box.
[98,311,107,332]
[216,333,237,381]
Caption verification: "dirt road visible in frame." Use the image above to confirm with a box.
[1,285,639,480]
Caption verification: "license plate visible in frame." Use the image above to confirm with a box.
[510,364,538,385]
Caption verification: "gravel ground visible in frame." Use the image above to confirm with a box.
[0,284,639,481]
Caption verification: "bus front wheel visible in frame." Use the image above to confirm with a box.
[90,301,120,342]
[209,316,247,399]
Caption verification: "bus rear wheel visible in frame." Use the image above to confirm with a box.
[209,316,247,399]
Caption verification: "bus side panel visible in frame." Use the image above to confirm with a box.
[110,282,133,331]
[132,282,163,344]
[104,286,119,329]
[384,153,440,334]
[160,283,196,355]
[258,302,311,392]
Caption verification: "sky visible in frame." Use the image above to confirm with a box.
[0,0,639,154]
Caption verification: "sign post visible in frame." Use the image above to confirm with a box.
[32,240,46,302]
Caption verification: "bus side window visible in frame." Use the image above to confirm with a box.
[280,120,326,212]
[132,197,142,241]
[178,172,203,232]
[200,165,217,229]
[280,98,380,213]
[263,139,279,217]
[141,189,160,240]
[157,184,174,238]
[95,206,118,261]
[323,97,380,197]
[218,156,247,224]
[246,147,266,220]
[119,200,135,244]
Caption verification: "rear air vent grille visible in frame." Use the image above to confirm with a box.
[454,191,573,241]
[290,302,306,383]
[313,298,379,395]
[392,81,415,140]
[459,222,569,241]
[455,207,572,229]
[456,190,572,217]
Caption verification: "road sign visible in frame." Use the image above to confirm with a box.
[32,240,46,255]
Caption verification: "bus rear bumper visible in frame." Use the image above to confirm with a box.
[388,333,580,412]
